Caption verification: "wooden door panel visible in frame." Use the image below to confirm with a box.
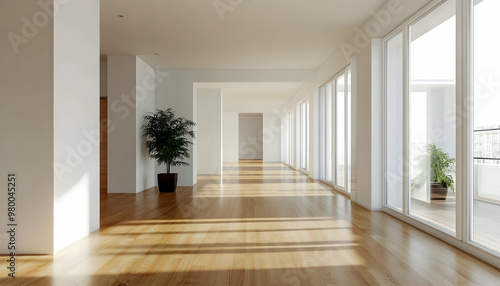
[100,98,107,191]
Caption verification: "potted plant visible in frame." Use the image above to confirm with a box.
[411,143,455,201]
[143,108,196,192]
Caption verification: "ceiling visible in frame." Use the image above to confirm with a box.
[100,0,386,70]
[195,82,304,113]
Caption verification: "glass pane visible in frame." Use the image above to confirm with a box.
[472,0,500,253]
[385,32,404,210]
[305,101,309,171]
[285,110,293,165]
[336,75,346,188]
[325,83,333,182]
[409,0,456,233]
[301,102,307,170]
[281,118,285,162]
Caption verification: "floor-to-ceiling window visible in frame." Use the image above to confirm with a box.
[282,109,294,166]
[408,0,457,233]
[384,0,457,233]
[384,31,404,211]
[319,67,351,193]
[325,82,333,181]
[383,0,500,262]
[471,0,500,254]
[346,69,352,193]
[299,100,309,171]
[336,75,346,189]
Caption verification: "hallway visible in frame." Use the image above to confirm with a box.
[4,161,500,285]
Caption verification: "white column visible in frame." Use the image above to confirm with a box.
[135,58,156,193]
[53,0,100,252]
[223,112,239,163]
[0,0,100,254]
[370,38,383,210]
[107,56,156,193]
[107,56,137,193]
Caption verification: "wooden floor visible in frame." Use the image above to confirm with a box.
[3,161,500,285]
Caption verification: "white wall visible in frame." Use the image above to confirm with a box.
[349,56,358,202]
[0,0,55,254]
[263,113,282,162]
[135,57,156,192]
[108,55,156,193]
[108,56,137,193]
[239,114,263,160]
[353,42,373,209]
[53,0,100,252]
[155,70,196,185]
[197,89,223,174]
[223,112,239,162]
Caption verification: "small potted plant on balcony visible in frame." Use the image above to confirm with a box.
[411,143,456,201]
[143,108,195,192]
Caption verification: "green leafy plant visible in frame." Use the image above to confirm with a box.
[411,143,456,191]
[143,108,196,174]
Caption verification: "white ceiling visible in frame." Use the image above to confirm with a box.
[195,82,304,113]
[101,0,386,70]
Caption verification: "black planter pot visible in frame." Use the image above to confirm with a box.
[430,182,448,200]
[158,173,178,192]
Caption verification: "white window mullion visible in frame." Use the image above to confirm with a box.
[332,80,337,185]
[402,25,410,217]
[456,0,473,242]
[382,41,388,205]
[320,89,324,179]
[345,69,350,193]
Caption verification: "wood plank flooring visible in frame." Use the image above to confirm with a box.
[2,161,500,285]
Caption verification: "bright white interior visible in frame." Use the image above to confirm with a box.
[5,0,500,269]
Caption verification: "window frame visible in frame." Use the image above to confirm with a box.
[298,99,310,172]
[318,65,352,195]
[381,0,500,267]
